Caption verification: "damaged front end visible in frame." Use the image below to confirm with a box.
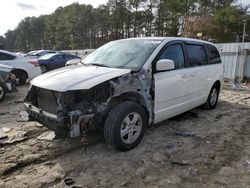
[24,82,111,138]
[24,68,153,139]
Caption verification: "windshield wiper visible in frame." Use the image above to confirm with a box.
[90,63,111,68]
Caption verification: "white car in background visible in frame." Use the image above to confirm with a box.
[0,50,41,85]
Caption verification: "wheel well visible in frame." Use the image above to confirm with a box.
[213,80,221,90]
[40,64,48,68]
[107,92,150,120]
[11,69,28,78]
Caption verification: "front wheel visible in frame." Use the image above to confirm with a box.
[203,84,220,109]
[104,101,147,151]
[40,65,48,73]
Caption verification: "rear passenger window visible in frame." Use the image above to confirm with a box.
[65,55,73,61]
[186,44,207,67]
[0,52,16,60]
[159,44,185,69]
[207,44,221,64]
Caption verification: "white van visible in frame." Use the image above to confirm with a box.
[24,37,223,150]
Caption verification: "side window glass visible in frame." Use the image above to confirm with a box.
[0,52,15,60]
[62,55,67,61]
[207,44,221,64]
[0,53,4,60]
[186,44,207,67]
[38,52,45,56]
[159,44,185,69]
[51,55,58,60]
[54,55,62,60]
[65,55,72,61]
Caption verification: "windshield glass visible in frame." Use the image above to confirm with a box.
[81,39,162,71]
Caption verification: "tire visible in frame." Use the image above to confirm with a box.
[12,70,27,86]
[0,84,6,102]
[104,101,147,151]
[203,84,220,110]
[40,65,48,73]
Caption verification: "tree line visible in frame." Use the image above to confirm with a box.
[0,0,249,52]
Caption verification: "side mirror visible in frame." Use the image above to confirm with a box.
[156,59,175,71]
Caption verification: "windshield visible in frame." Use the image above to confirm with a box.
[81,39,162,71]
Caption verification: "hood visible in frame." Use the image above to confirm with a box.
[31,65,131,92]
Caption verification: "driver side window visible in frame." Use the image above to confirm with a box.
[159,44,185,69]
[53,55,63,60]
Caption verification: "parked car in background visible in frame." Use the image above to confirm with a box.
[65,49,95,66]
[25,50,57,59]
[0,64,17,102]
[24,37,223,151]
[0,50,41,85]
[15,52,26,56]
[38,53,80,73]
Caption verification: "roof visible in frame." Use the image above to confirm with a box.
[118,37,215,46]
[0,50,17,57]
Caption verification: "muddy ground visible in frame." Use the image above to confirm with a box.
[0,85,250,188]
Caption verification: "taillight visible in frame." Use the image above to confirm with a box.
[28,60,39,67]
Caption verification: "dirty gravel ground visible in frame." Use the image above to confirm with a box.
[0,85,250,188]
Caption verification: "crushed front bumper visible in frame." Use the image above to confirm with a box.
[24,102,69,135]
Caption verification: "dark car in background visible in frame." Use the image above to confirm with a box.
[38,53,80,73]
[0,64,17,102]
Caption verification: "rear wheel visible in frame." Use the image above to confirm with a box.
[104,101,147,151]
[0,84,6,102]
[203,84,220,109]
[40,65,48,73]
[12,70,27,86]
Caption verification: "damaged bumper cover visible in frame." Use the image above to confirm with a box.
[24,102,68,131]
[24,102,94,137]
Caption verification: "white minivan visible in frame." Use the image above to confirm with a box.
[24,37,223,150]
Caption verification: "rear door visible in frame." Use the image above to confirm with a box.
[154,41,195,123]
[184,42,209,103]
[64,55,75,64]
[205,43,223,93]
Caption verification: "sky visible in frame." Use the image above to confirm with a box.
[0,0,108,36]
[0,0,249,36]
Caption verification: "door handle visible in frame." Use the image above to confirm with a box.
[181,74,189,79]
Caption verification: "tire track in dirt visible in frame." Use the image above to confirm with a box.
[0,129,103,178]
